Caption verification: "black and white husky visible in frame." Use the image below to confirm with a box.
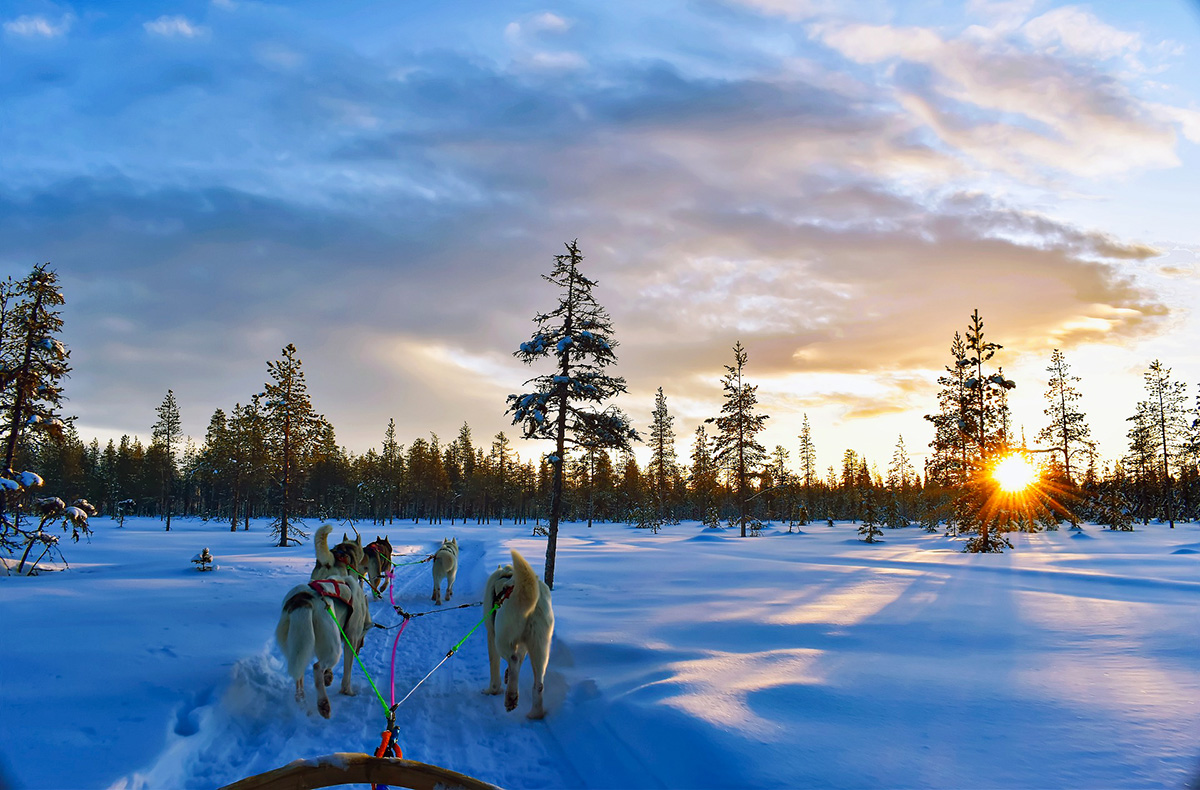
[276,525,372,718]
[431,537,458,605]
[483,549,554,719]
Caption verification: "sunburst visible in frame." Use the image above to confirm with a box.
[993,454,1038,493]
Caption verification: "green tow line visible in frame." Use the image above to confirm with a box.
[324,603,391,717]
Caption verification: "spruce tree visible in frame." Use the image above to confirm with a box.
[706,341,769,537]
[924,332,971,488]
[858,488,882,543]
[1139,360,1188,528]
[151,389,182,531]
[797,413,817,493]
[1037,349,1093,483]
[0,266,70,503]
[263,344,321,546]
[647,387,678,521]
[508,240,638,588]
[689,425,719,524]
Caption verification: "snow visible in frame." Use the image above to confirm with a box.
[16,471,44,489]
[3,517,1200,789]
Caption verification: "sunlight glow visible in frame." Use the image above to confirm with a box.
[993,454,1038,493]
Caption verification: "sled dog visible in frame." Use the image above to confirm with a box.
[431,537,458,605]
[483,549,554,719]
[277,525,373,718]
[364,536,394,598]
[311,529,367,582]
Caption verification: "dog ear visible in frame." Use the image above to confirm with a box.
[343,533,349,543]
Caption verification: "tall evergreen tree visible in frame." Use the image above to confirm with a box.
[924,332,971,487]
[1037,349,1093,483]
[508,240,638,588]
[707,341,769,537]
[263,344,321,546]
[0,265,70,521]
[688,425,719,523]
[797,414,817,490]
[381,418,404,523]
[646,387,678,520]
[1140,360,1189,528]
[151,389,182,531]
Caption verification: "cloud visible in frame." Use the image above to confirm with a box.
[4,14,72,38]
[811,20,1192,179]
[144,16,209,39]
[1020,6,1143,63]
[1,6,1190,462]
[529,12,571,33]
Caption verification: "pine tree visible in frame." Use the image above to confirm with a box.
[706,341,769,537]
[151,389,182,531]
[1037,349,1093,483]
[646,387,678,521]
[924,332,971,487]
[508,240,638,588]
[797,413,817,492]
[382,419,404,524]
[689,425,719,523]
[263,344,321,546]
[228,397,267,531]
[491,432,515,524]
[0,266,70,527]
[1140,360,1189,528]
[858,488,882,543]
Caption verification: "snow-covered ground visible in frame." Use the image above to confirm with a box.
[3,516,1200,789]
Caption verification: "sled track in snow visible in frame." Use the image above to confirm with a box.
[114,536,581,789]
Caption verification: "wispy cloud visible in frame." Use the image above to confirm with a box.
[144,15,209,39]
[4,14,73,38]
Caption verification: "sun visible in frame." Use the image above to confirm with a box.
[993,454,1038,493]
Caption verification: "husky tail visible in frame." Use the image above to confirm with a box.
[314,524,335,568]
[276,592,317,680]
[510,549,540,619]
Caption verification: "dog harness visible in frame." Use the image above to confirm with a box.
[330,544,356,567]
[366,541,392,571]
[309,578,355,608]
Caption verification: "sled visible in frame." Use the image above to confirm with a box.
[219,752,502,790]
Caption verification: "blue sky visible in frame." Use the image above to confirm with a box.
[3,0,1200,474]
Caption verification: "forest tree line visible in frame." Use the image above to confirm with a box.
[4,254,1200,565]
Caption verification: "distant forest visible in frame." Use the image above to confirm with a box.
[2,253,1199,562]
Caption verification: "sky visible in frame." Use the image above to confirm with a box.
[3,0,1200,475]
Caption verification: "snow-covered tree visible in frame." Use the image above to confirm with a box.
[508,241,638,588]
[151,389,182,531]
[1037,349,1093,483]
[707,341,769,538]
[0,265,70,493]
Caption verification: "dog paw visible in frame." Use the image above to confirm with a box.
[340,686,357,697]
[318,699,331,719]
[505,693,519,712]
[323,668,333,687]
[483,684,501,696]
[526,707,545,720]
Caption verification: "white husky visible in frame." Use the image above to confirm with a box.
[431,537,458,605]
[483,549,554,719]
[276,525,372,718]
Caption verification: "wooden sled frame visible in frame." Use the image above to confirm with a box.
[219,753,503,790]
